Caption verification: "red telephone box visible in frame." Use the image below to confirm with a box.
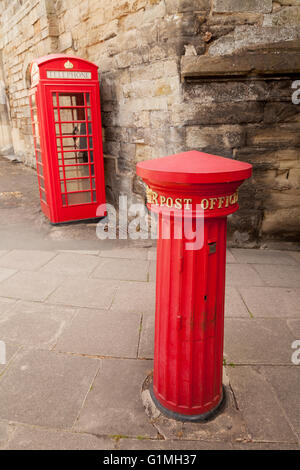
[137,151,252,421]
[29,54,106,223]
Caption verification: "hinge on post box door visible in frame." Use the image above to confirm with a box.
[177,315,182,330]
[208,242,216,254]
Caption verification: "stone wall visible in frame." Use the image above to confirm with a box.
[0,0,299,244]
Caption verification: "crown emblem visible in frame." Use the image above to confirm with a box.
[64,60,74,69]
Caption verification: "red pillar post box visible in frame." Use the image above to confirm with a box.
[29,54,106,224]
[137,151,252,421]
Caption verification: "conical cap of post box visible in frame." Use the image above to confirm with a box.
[136,150,252,184]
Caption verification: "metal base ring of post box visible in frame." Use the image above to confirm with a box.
[150,384,226,423]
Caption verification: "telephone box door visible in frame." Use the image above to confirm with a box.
[44,85,105,223]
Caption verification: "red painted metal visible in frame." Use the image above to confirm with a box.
[29,54,105,223]
[137,151,252,420]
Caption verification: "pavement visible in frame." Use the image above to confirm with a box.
[0,155,299,450]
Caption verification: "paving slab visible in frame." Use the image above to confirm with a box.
[225,287,250,318]
[0,250,56,271]
[288,251,300,264]
[92,258,149,282]
[139,314,155,359]
[0,421,15,448]
[0,349,100,429]
[287,319,300,338]
[224,318,295,364]
[0,251,8,259]
[39,252,100,278]
[226,366,297,443]
[47,278,119,309]
[149,261,156,282]
[111,281,156,315]
[5,425,115,450]
[0,267,16,283]
[55,308,141,358]
[0,271,61,302]
[0,301,76,349]
[239,287,300,318]
[252,264,300,288]
[0,297,16,316]
[231,249,298,265]
[226,249,237,263]
[232,442,300,450]
[74,358,156,438]
[118,438,233,450]
[261,366,300,441]
[226,264,265,287]
[147,248,157,261]
[99,248,148,260]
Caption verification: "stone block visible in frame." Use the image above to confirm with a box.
[165,0,210,13]
[186,125,245,150]
[264,6,300,26]
[247,124,300,147]
[58,31,73,52]
[173,102,264,126]
[212,0,272,13]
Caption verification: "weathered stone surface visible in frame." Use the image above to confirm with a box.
[92,257,149,281]
[74,358,156,437]
[0,271,61,302]
[6,425,115,450]
[208,27,300,57]
[39,252,100,278]
[55,307,141,358]
[226,366,297,442]
[0,349,100,428]
[186,125,245,150]
[47,278,119,309]
[182,41,300,77]
[0,249,55,271]
[0,301,76,349]
[212,0,273,13]
[264,6,300,26]
[224,318,295,363]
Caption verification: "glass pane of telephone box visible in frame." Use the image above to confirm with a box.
[59,165,90,179]
[67,192,92,206]
[61,178,91,192]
